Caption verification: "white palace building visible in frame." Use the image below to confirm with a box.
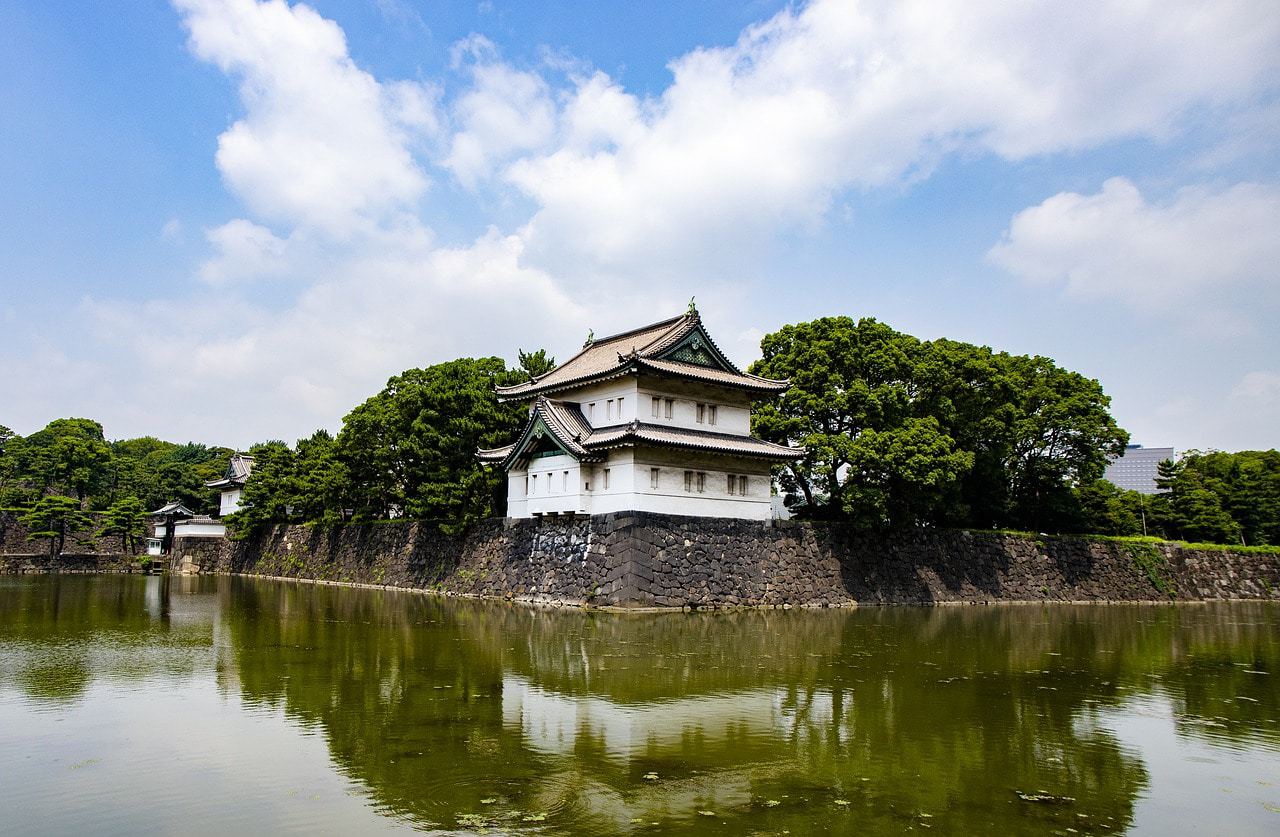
[478,308,803,520]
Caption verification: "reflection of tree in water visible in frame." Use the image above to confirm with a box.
[0,576,211,705]
[212,585,1277,834]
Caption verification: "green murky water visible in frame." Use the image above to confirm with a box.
[1,575,1277,835]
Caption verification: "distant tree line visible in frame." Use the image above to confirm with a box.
[0,418,234,554]
[1074,451,1279,546]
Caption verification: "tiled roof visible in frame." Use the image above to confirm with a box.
[205,453,255,488]
[635,357,788,392]
[586,422,803,460]
[149,501,196,517]
[495,310,788,399]
[478,398,803,469]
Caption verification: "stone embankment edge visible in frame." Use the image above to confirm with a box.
[165,512,1280,609]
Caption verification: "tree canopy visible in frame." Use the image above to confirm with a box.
[750,316,1129,532]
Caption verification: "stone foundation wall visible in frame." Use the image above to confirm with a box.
[0,553,143,574]
[202,513,1280,608]
[0,509,141,556]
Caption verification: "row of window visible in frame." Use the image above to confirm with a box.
[581,396,723,426]
[678,470,748,495]
[649,396,718,425]
[526,468,748,496]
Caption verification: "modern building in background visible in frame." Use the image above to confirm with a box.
[1103,445,1176,495]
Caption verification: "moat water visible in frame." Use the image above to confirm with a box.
[1,575,1277,835]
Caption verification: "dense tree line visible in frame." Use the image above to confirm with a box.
[227,354,544,535]
[749,317,1278,543]
[750,317,1130,532]
[0,418,234,554]
[1076,451,1280,546]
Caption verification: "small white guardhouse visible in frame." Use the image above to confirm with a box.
[478,308,803,520]
[205,453,254,516]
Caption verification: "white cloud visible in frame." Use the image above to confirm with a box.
[987,178,1280,310]
[175,0,436,235]
[504,0,1280,279]
[31,0,1268,449]
[442,37,557,188]
[1230,371,1280,407]
[198,219,292,284]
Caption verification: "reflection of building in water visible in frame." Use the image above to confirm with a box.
[501,673,851,828]
[503,674,845,758]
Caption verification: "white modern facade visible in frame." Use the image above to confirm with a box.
[1103,444,1176,495]
[478,309,802,521]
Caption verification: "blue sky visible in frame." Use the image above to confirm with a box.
[2,0,1278,452]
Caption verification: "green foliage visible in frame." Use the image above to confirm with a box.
[338,357,525,531]
[517,348,556,379]
[750,317,1126,531]
[229,356,529,535]
[1146,450,1280,546]
[20,495,94,557]
[1121,541,1174,598]
[97,497,148,554]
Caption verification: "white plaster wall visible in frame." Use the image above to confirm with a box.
[219,489,243,517]
[636,387,750,435]
[173,521,228,539]
[526,453,588,515]
[569,378,639,428]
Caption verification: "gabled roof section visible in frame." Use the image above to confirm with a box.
[149,501,196,518]
[476,398,605,471]
[205,453,254,489]
[495,310,788,400]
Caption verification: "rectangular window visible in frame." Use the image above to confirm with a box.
[603,468,611,489]
[738,475,749,496]
[696,472,706,493]
[664,398,674,419]
[617,397,624,417]
[651,467,660,489]
[708,405,717,426]
[651,396,660,417]
[696,403,705,424]
[524,476,529,496]
[531,474,537,494]
[584,481,591,491]
[606,399,614,419]
[562,471,569,492]
[587,403,595,421]
[684,470,693,492]
[727,474,736,494]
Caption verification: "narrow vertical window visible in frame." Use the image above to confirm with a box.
[606,399,614,419]
[563,471,569,492]
[696,472,706,493]
[651,396,660,417]
[524,476,529,495]
[603,468,611,489]
[696,403,705,424]
[684,471,693,492]
[708,405,717,426]
[587,403,595,421]
[531,474,537,494]
[664,398,674,419]
[727,474,736,494]
[617,396,624,417]
[650,467,660,489]
[739,475,749,496]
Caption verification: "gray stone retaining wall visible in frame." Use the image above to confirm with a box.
[0,553,144,574]
[190,512,1280,608]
